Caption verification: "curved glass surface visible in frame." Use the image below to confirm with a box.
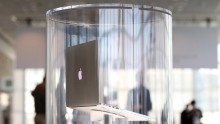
[47,4,173,124]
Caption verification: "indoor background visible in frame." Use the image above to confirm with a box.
[0,0,220,124]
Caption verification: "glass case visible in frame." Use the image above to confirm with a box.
[47,4,172,124]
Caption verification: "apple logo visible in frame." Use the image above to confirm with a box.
[78,68,82,80]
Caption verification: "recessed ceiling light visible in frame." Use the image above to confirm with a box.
[11,16,17,22]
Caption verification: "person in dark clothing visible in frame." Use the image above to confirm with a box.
[127,71,152,124]
[181,104,190,124]
[189,100,203,124]
[32,76,46,124]
[3,106,10,124]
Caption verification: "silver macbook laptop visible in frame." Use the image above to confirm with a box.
[65,40,154,122]
[65,40,103,108]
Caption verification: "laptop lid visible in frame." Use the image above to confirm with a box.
[66,40,99,108]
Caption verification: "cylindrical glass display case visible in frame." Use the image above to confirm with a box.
[47,4,172,124]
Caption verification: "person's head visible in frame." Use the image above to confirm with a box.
[136,71,145,87]
[191,100,196,107]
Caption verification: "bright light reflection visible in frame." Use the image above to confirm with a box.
[0,93,9,107]
[24,69,45,124]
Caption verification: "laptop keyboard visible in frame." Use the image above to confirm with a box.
[74,103,156,122]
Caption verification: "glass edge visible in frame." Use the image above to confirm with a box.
[46,3,172,17]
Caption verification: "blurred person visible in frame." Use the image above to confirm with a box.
[127,71,152,124]
[180,104,190,124]
[3,106,10,124]
[32,76,46,124]
[189,100,203,124]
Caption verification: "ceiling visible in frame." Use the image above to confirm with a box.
[0,0,220,46]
